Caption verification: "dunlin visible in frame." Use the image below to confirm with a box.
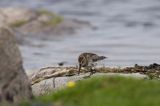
[78,52,106,75]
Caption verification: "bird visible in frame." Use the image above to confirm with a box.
[78,52,106,75]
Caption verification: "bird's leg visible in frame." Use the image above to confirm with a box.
[89,65,96,76]
[78,64,81,75]
[90,63,97,74]
[89,68,94,76]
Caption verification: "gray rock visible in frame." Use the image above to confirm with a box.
[32,78,55,96]
[0,27,32,103]
[0,7,37,25]
[54,74,87,88]
[32,74,88,96]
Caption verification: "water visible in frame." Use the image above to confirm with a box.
[1,0,160,71]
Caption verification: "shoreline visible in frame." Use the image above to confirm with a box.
[29,63,160,96]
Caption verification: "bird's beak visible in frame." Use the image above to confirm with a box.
[101,56,107,59]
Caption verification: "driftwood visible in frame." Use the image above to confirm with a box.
[29,63,160,85]
[29,67,78,85]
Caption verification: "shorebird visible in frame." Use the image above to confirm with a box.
[78,52,106,75]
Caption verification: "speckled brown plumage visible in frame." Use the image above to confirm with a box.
[78,52,106,75]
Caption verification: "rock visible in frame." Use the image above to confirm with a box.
[18,18,91,40]
[0,27,32,103]
[32,78,55,96]
[0,7,37,25]
[0,7,92,44]
[0,13,6,27]
[32,74,88,96]
[54,74,87,88]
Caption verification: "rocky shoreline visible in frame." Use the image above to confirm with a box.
[29,63,160,96]
[0,7,92,45]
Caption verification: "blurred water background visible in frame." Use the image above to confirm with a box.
[1,0,160,71]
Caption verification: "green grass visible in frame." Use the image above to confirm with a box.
[22,76,160,106]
